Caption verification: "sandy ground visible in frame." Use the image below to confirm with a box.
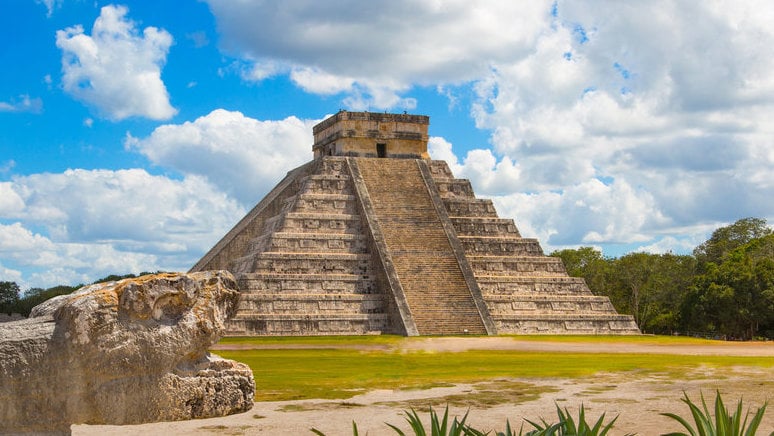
[74,338,774,436]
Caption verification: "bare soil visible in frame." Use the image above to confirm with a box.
[74,338,774,436]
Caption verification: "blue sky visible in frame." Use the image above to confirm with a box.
[2,1,773,290]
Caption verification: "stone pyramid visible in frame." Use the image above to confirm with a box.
[191,111,639,336]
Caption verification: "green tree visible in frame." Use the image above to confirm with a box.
[550,247,613,296]
[644,253,696,334]
[13,285,80,317]
[608,252,696,334]
[0,281,21,314]
[610,253,656,329]
[693,217,771,269]
[686,234,774,339]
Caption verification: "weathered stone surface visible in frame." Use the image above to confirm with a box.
[0,271,255,435]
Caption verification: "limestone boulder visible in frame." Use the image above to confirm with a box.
[0,271,255,435]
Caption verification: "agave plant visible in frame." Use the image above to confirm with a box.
[660,391,769,436]
[517,403,629,436]
[311,405,478,436]
[386,405,473,436]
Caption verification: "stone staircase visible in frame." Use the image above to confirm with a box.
[354,158,488,335]
[223,158,397,335]
[427,160,640,334]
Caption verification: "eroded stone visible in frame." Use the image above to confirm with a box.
[0,271,255,435]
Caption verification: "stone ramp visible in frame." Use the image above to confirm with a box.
[353,158,488,335]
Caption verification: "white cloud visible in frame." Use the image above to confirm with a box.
[206,0,551,109]
[0,182,25,215]
[55,5,177,120]
[428,136,462,174]
[0,262,23,286]
[36,0,61,17]
[290,67,355,95]
[0,95,43,113]
[0,222,159,289]
[0,169,245,287]
[202,0,772,252]
[489,178,664,249]
[456,2,774,250]
[637,235,706,256]
[128,109,320,205]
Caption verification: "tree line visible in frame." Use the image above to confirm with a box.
[0,272,160,318]
[550,217,774,340]
[3,218,773,339]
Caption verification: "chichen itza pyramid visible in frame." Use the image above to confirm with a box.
[191,111,640,336]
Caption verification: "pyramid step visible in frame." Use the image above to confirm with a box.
[244,252,372,275]
[264,212,362,235]
[299,174,354,195]
[458,236,544,256]
[245,232,368,255]
[476,275,592,295]
[236,293,389,314]
[283,193,357,214]
[238,273,378,294]
[491,314,641,334]
[426,160,456,180]
[227,313,392,336]
[450,217,521,237]
[485,295,618,314]
[468,255,567,276]
[434,179,476,199]
[441,198,499,218]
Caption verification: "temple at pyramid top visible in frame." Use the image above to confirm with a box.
[313,110,430,159]
[192,110,640,336]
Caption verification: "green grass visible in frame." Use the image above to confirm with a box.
[496,334,727,345]
[217,334,405,347]
[213,336,773,402]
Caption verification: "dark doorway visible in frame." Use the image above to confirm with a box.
[377,143,387,158]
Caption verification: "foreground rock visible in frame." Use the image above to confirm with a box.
[0,271,255,435]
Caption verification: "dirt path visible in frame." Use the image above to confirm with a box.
[75,338,774,435]
[398,336,774,356]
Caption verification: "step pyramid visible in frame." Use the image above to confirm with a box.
[191,111,640,336]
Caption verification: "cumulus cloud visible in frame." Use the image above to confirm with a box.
[127,109,320,205]
[451,2,774,252]
[0,169,245,287]
[206,0,550,109]
[55,5,177,120]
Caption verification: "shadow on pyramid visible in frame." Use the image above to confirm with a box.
[191,111,640,336]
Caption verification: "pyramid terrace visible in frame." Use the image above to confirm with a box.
[191,111,639,336]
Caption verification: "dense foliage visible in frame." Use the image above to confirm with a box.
[551,218,774,339]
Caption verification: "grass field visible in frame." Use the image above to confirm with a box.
[213,335,774,402]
